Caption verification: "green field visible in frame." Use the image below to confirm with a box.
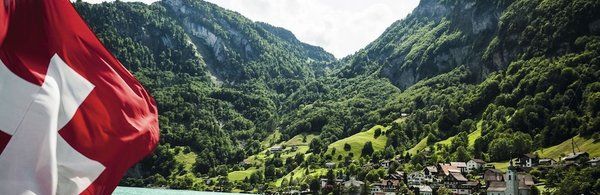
[174,148,197,172]
[261,130,282,148]
[228,167,258,181]
[283,134,317,146]
[407,136,428,155]
[403,120,482,156]
[431,126,482,154]
[489,161,509,171]
[468,121,483,147]
[274,166,327,186]
[536,135,600,159]
[228,133,318,183]
[325,125,388,161]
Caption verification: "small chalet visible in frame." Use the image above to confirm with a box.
[443,172,478,195]
[320,178,344,188]
[450,162,468,173]
[438,163,461,178]
[412,185,433,195]
[423,166,438,180]
[562,152,590,163]
[467,159,485,172]
[445,172,468,186]
[380,160,391,169]
[408,171,425,185]
[515,153,538,167]
[370,183,383,195]
[380,179,401,192]
[387,171,406,183]
[270,146,283,152]
[484,169,503,186]
[325,162,336,169]
[588,157,600,166]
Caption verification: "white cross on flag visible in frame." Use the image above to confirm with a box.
[0,0,160,194]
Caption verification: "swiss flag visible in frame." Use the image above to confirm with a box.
[0,0,160,194]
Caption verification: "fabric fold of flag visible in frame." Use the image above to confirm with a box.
[0,0,160,194]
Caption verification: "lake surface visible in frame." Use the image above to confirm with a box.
[113,187,241,195]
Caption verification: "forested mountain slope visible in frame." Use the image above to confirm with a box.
[349,0,600,162]
[72,0,600,192]
[74,0,335,182]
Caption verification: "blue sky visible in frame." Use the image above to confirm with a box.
[82,0,420,58]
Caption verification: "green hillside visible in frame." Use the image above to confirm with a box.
[407,136,428,155]
[537,135,600,159]
[325,125,388,161]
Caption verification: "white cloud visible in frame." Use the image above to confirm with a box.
[82,0,420,58]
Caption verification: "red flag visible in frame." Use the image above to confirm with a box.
[0,0,10,44]
[0,0,160,194]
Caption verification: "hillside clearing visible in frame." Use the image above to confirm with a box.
[325,125,388,161]
[536,135,600,159]
[407,136,428,155]
[228,167,258,181]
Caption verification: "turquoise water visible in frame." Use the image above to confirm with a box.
[113,187,239,195]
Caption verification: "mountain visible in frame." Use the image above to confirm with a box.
[73,0,600,193]
[73,0,335,183]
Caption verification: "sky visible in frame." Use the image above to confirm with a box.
[82,0,421,58]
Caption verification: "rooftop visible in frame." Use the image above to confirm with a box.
[450,162,467,168]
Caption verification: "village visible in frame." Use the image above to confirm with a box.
[298,151,597,195]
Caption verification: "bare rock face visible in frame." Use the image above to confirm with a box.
[183,21,226,62]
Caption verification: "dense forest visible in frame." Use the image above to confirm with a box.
[73,0,600,193]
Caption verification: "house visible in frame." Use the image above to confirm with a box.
[408,171,425,185]
[369,183,384,195]
[467,159,485,172]
[538,158,556,166]
[380,179,402,192]
[325,162,336,169]
[515,153,538,167]
[412,185,433,195]
[423,166,438,181]
[444,172,472,195]
[450,162,468,173]
[437,163,461,179]
[270,146,283,152]
[484,169,503,186]
[387,171,406,184]
[562,152,590,163]
[380,160,391,169]
[486,181,506,195]
[588,157,600,166]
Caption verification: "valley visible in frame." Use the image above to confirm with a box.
[72,0,600,194]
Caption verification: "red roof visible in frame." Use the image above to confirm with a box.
[439,164,460,175]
